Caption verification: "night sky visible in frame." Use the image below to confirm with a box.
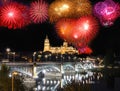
[0,0,120,56]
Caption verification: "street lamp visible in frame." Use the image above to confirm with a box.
[45,55,48,62]
[12,52,15,62]
[33,52,36,63]
[6,48,11,60]
[12,71,18,91]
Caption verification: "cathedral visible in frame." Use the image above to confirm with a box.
[43,36,78,54]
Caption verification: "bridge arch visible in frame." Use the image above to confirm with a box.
[10,67,33,77]
[36,66,61,75]
[63,64,74,70]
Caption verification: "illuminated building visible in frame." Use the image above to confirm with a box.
[43,36,78,54]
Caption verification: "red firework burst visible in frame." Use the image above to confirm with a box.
[72,16,99,44]
[0,2,30,29]
[55,18,76,42]
[29,0,48,23]
[74,42,92,54]
[78,46,92,54]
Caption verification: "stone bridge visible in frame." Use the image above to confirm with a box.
[0,61,95,78]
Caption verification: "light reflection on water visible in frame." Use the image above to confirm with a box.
[35,71,103,91]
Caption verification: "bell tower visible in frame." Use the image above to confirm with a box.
[63,41,68,48]
[43,36,50,52]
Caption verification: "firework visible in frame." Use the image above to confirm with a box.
[72,41,93,54]
[55,18,76,42]
[49,0,92,22]
[77,46,92,54]
[0,2,30,29]
[56,16,99,46]
[48,0,75,22]
[71,16,99,44]
[74,0,92,18]
[29,0,48,23]
[94,0,120,26]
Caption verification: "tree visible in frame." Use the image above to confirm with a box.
[0,64,11,91]
[0,64,25,91]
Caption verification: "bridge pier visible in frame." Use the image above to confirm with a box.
[75,63,77,72]
[61,64,64,74]
[33,63,38,78]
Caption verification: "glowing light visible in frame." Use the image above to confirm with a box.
[74,0,92,17]
[72,16,99,44]
[60,4,69,11]
[74,34,78,39]
[48,0,74,22]
[104,7,115,15]
[94,0,120,26]
[0,2,30,29]
[29,0,48,23]
[56,16,99,46]
[55,18,76,42]
[77,46,93,54]
[33,66,38,78]
[49,0,92,22]
[83,22,89,31]
[42,70,46,74]
[8,12,14,17]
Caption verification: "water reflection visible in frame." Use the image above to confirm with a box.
[35,71,103,91]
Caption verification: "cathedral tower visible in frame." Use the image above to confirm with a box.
[43,36,50,52]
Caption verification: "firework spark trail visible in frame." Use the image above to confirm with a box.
[29,0,48,23]
[0,2,30,29]
[94,0,120,26]
[55,16,99,48]
[48,0,75,22]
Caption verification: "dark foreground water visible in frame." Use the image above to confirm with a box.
[91,68,120,91]
[33,68,120,91]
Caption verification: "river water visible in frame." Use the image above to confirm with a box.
[33,68,120,91]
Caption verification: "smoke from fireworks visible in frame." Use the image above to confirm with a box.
[29,0,48,23]
[0,2,30,29]
[94,0,120,26]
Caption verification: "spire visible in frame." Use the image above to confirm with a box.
[45,35,49,42]
[44,35,50,52]
[63,40,68,47]
[46,35,48,39]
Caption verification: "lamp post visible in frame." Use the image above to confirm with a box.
[12,52,15,62]
[33,52,36,63]
[45,55,48,62]
[12,71,18,91]
[6,48,11,60]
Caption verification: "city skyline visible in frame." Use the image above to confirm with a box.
[0,0,120,56]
